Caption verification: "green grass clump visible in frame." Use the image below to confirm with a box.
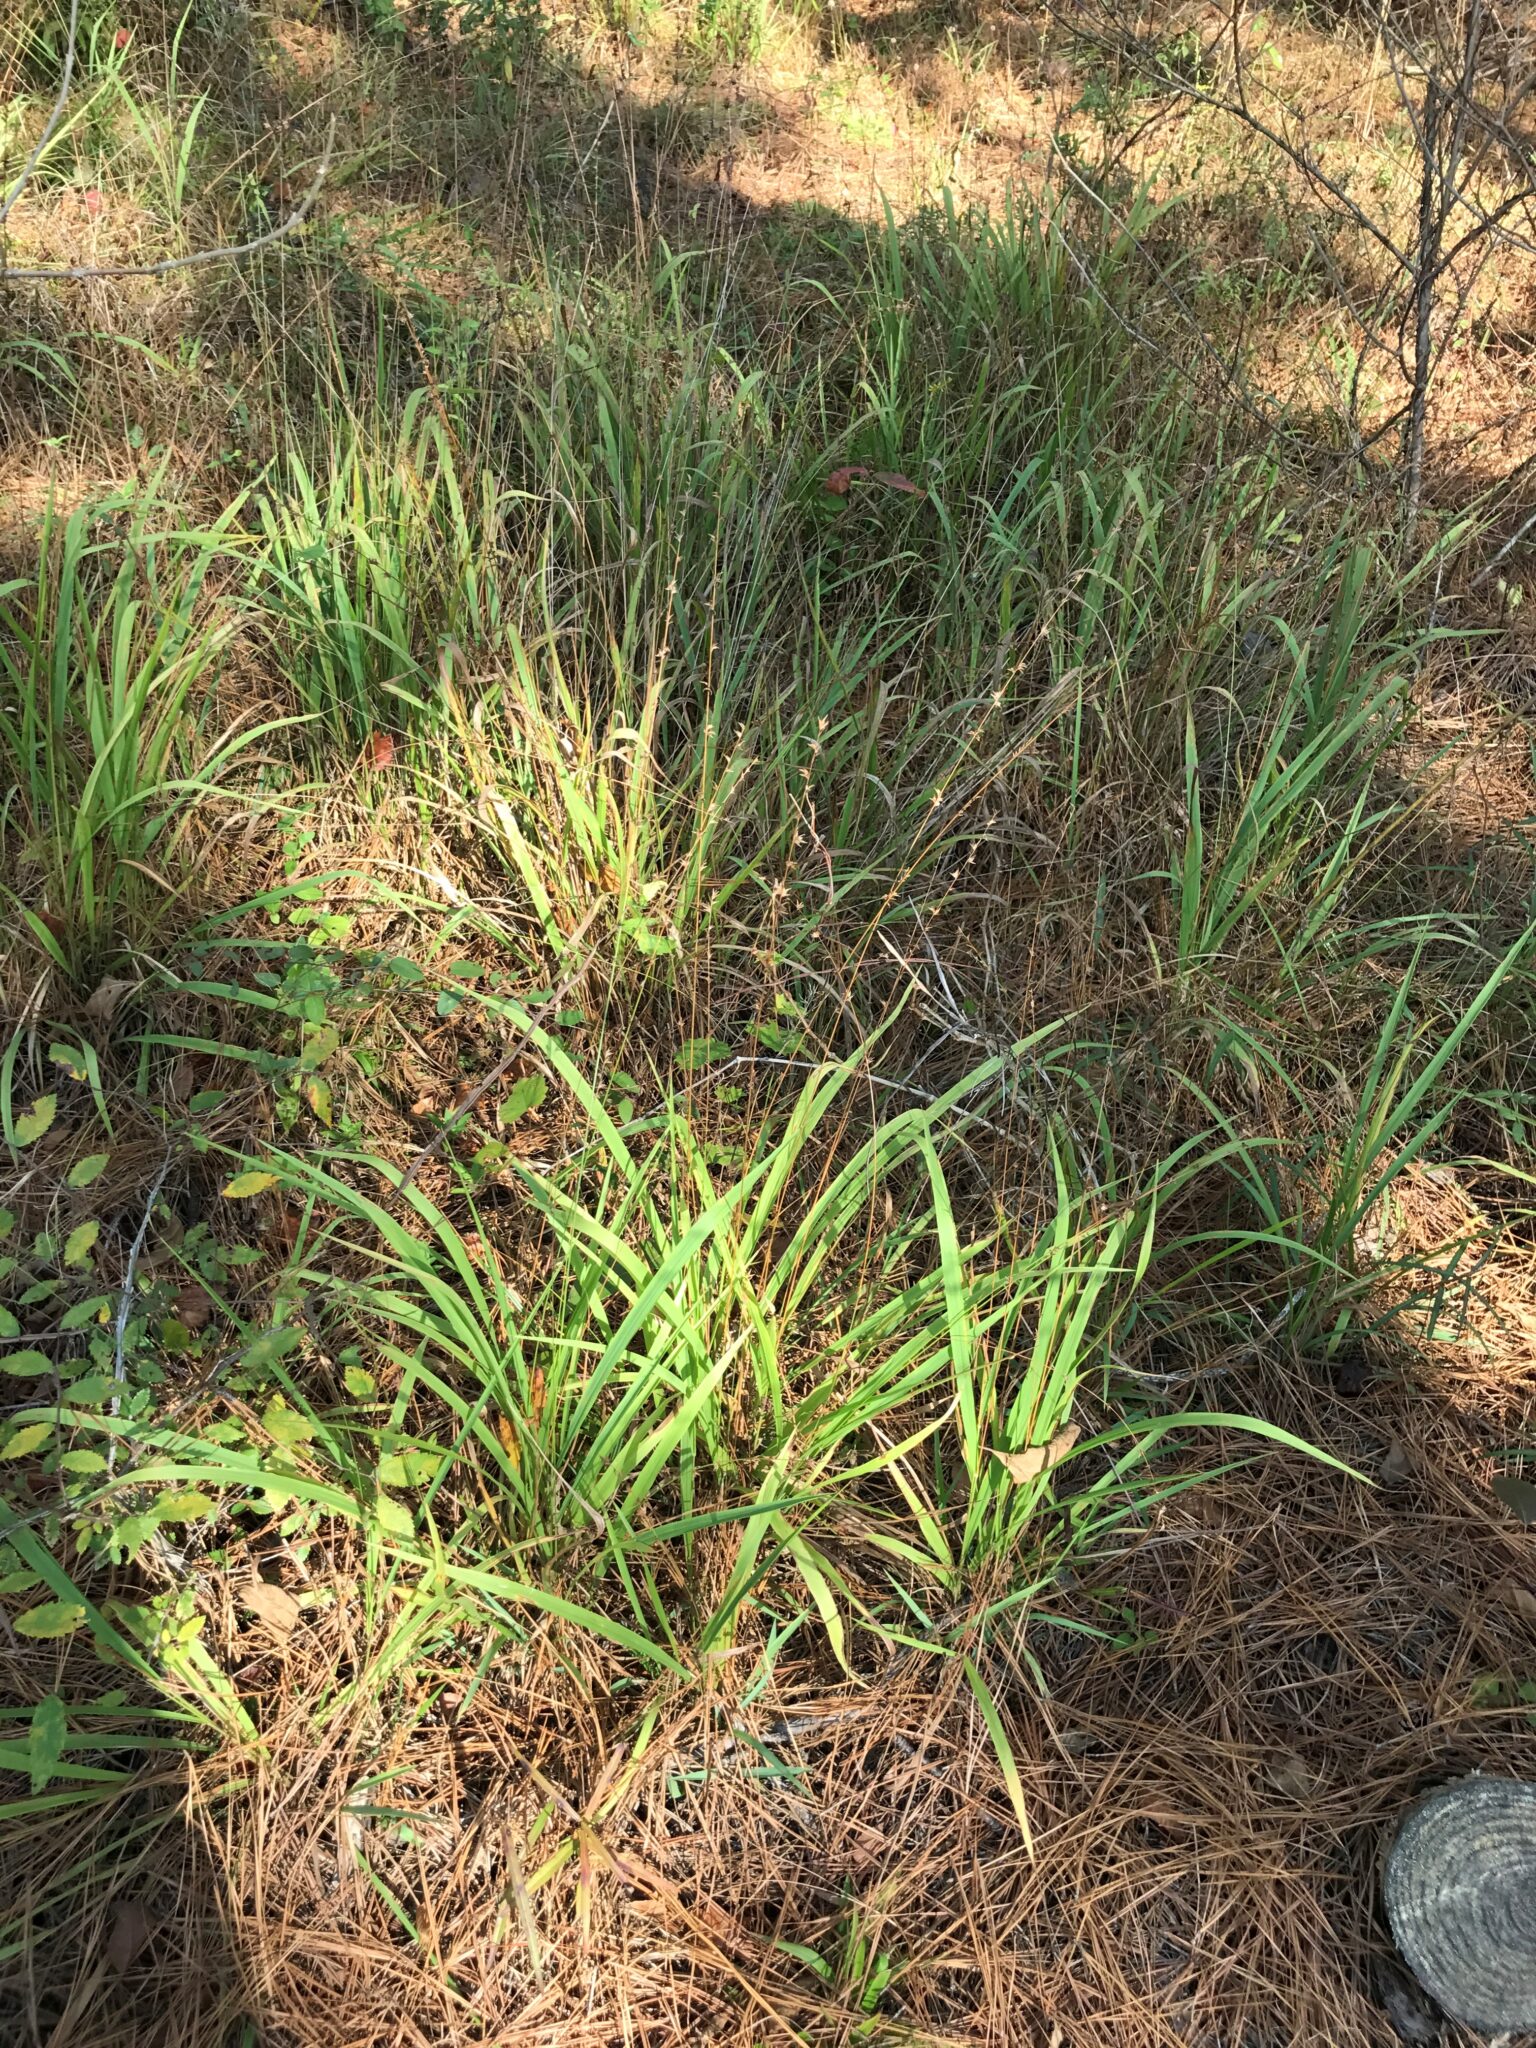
[2,5,1535,2030]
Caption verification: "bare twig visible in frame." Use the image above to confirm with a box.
[0,0,81,235]
[1,119,337,284]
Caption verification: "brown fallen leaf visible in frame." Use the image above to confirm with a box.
[1501,1580,1536,1625]
[171,1284,214,1333]
[241,1577,300,1639]
[1265,1751,1317,1799]
[410,1091,438,1116]
[872,469,923,495]
[824,465,869,496]
[105,1898,153,1974]
[364,730,396,770]
[1378,1439,1414,1487]
[989,1424,1080,1485]
[85,976,136,1027]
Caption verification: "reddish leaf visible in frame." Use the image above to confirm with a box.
[82,189,104,218]
[364,731,396,770]
[824,465,869,496]
[114,27,131,48]
[873,469,923,495]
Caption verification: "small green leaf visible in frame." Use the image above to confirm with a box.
[49,1044,88,1083]
[296,1025,339,1072]
[63,1220,99,1267]
[2,1350,52,1377]
[260,1397,314,1447]
[0,1208,13,1239]
[343,1365,376,1400]
[377,1448,446,1489]
[435,990,462,1018]
[67,1153,110,1189]
[14,1095,58,1147]
[1,1424,52,1460]
[1492,1474,1536,1524]
[58,1449,108,1474]
[242,1326,301,1371]
[376,1494,414,1537]
[15,1601,86,1640]
[676,1038,732,1072]
[28,1695,67,1794]
[59,1374,113,1407]
[0,1307,19,1339]
[188,1091,227,1113]
[303,1074,333,1127]
[498,1074,548,1125]
[60,1294,111,1330]
[222,1169,278,1199]
[154,1490,216,1522]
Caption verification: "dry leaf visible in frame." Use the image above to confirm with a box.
[171,1284,213,1333]
[85,976,136,1026]
[1378,1440,1414,1487]
[82,188,103,217]
[166,1057,195,1104]
[824,465,922,498]
[104,1898,153,1974]
[410,1091,438,1116]
[241,1577,300,1639]
[337,1805,365,1861]
[1265,1751,1317,1799]
[1501,1580,1536,1625]
[495,1412,519,1473]
[989,1424,1080,1485]
[364,730,396,770]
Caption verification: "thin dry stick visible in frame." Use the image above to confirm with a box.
[0,0,81,234]
[1,120,336,283]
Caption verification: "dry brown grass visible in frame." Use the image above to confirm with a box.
[9,1306,1536,2048]
[6,3,1536,2044]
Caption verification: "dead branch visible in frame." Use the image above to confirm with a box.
[0,0,333,286]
